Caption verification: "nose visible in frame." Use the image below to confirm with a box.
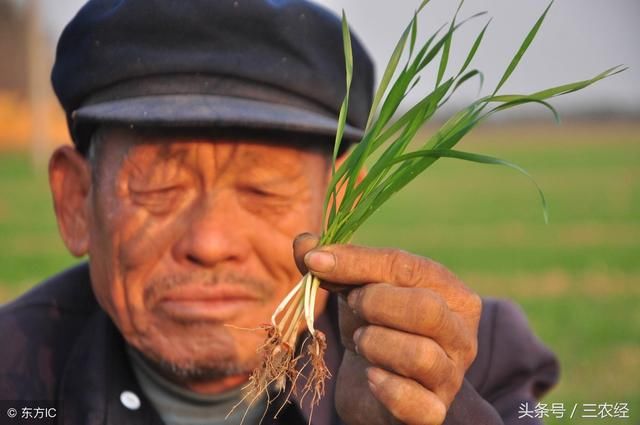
[172,190,251,268]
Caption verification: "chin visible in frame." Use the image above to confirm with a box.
[148,351,259,383]
[132,319,265,383]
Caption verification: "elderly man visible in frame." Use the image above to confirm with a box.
[0,1,558,424]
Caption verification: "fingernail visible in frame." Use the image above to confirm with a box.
[366,367,386,390]
[295,232,316,242]
[305,250,336,273]
[353,327,363,350]
[347,288,360,309]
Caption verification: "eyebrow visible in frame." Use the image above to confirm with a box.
[238,156,307,184]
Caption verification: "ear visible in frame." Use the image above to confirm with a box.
[327,151,368,209]
[48,146,92,257]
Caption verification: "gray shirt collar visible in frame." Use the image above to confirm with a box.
[126,345,266,425]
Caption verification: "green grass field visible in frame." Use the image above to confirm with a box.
[1,121,638,423]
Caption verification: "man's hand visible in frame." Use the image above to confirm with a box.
[293,234,482,425]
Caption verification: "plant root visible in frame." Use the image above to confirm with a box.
[301,330,331,409]
[243,327,331,423]
[248,325,300,399]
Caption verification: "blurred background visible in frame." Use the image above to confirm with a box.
[0,0,638,423]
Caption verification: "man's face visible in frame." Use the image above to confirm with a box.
[71,128,331,386]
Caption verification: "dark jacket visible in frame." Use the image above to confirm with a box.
[0,264,559,425]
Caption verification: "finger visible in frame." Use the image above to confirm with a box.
[320,281,352,292]
[292,232,319,274]
[337,293,368,352]
[348,283,470,353]
[367,366,447,425]
[292,233,350,292]
[355,325,461,402]
[304,244,460,291]
[335,350,398,425]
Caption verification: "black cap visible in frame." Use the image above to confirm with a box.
[51,0,375,153]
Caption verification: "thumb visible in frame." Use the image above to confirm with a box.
[292,233,320,275]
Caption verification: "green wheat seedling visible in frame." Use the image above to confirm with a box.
[247,0,625,413]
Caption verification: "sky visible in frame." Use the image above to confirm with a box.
[37,0,640,117]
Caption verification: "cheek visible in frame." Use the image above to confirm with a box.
[248,193,324,302]
[88,198,186,338]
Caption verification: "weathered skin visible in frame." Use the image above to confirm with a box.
[49,127,481,424]
[292,234,482,425]
[48,128,331,393]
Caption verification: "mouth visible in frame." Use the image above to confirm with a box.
[155,285,262,322]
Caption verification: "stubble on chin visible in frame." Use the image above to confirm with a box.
[131,331,260,384]
[151,353,257,383]
[126,269,279,385]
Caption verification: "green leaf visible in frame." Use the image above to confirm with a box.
[486,96,560,123]
[388,148,549,223]
[323,11,354,227]
[364,11,414,131]
[494,1,553,94]
[440,69,484,106]
[436,1,466,87]
[458,19,490,77]
[320,1,623,245]
[332,10,353,164]
[492,65,627,102]
[417,0,431,13]
[409,12,418,61]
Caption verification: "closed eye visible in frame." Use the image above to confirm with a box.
[243,187,277,197]
[237,184,295,215]
[129,186,184,214]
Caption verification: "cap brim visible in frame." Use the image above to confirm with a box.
[73,94,364,142]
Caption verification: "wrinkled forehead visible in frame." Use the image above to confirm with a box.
[91,126,332,179]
